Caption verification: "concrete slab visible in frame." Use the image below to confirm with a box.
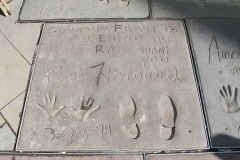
[187,19,240,148]
[0,33,30,109]
[0,114,5,126]
[0,0,41,64]
[0,121,15,151]
[0,155,143,160]
[147,152,240,160]
[1,91,25,133]
[16,21,207,152]
[19,0,149,22]
[152,0,240,19]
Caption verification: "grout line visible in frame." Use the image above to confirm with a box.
[183,19,211,148]
[0,30,31,65]
[0,122,7,129]
[0,112,17,136]
[149,0,153,19]
[0,90,25,111]
[14,24,45,151]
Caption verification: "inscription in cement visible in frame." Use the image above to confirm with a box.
[152,0,240,18]
[19,0,149,21]
[187,19,240,148]
[17,21,207,152]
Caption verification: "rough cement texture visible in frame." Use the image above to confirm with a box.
[187,19,240,148]
[152,0,240,18]
[0,155,143,160]
[148,152,240,160]
[19,0,149,21]
[17,21,207,152]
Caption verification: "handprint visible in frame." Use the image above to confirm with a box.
[219,85,239,113]
[70,96,100,122]
[36,94,66,119]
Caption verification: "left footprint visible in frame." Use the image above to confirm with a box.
[119,96,139,139]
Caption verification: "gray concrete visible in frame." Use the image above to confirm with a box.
[0,118,15,151]
[148,152,240,160]
[0,0,41,64]
[152,0,240,18]
[0,155,143,160]
[17,21,207,152]
[19,0,149,21]
[187,19,240,148]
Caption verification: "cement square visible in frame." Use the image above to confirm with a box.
[147,152,240,160]
[0,155,143,160]
[1,91,26,133]
[152,0,240,19]
[0,114,4,126]
[0,122,15,151]
[19,0,149,22]
[17,21,207,152]
[0,32,30,109]
[187,19,240,148]
[0,0,42,64]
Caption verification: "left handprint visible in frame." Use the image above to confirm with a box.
[36,94,66,119]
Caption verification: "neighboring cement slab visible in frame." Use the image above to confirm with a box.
[0,114,15,151]
[152,0,240,18]
[19,0,149,21]
[0,0,41,64]
[148,152,240,160]
[187,19,240,148]
[0,155,143,160]
[17,21,207,152]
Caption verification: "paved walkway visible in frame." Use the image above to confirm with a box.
[0,0,41,151]
[0,0,240,159]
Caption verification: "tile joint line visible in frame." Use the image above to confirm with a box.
[0,112,17,136]
[0,90,26,111]
[0,30,31,65]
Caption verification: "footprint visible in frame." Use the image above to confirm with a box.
[159,96,176,140]
[119,96,139,139]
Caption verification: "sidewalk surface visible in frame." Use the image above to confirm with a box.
[0,0,240,159]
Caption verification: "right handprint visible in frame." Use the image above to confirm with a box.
[219,85,239,113]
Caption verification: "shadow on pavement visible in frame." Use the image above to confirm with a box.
[152,0,240,18]
[0,9,4,16]
[213,134,240,160]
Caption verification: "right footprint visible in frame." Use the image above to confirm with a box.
[159,96,176,140]
[119,96,139,139]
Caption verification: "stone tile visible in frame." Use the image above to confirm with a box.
[0,0,42,64]
[0,33,30,109]
[0,122,15,151]
[19,0,149,21]
[0,155,143,160]
[1,91,25,133]
[17,21,207,152]
[147,152,240,160]
[152,0,240,18]
[0,114,5,125]
[187,19,240,148]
